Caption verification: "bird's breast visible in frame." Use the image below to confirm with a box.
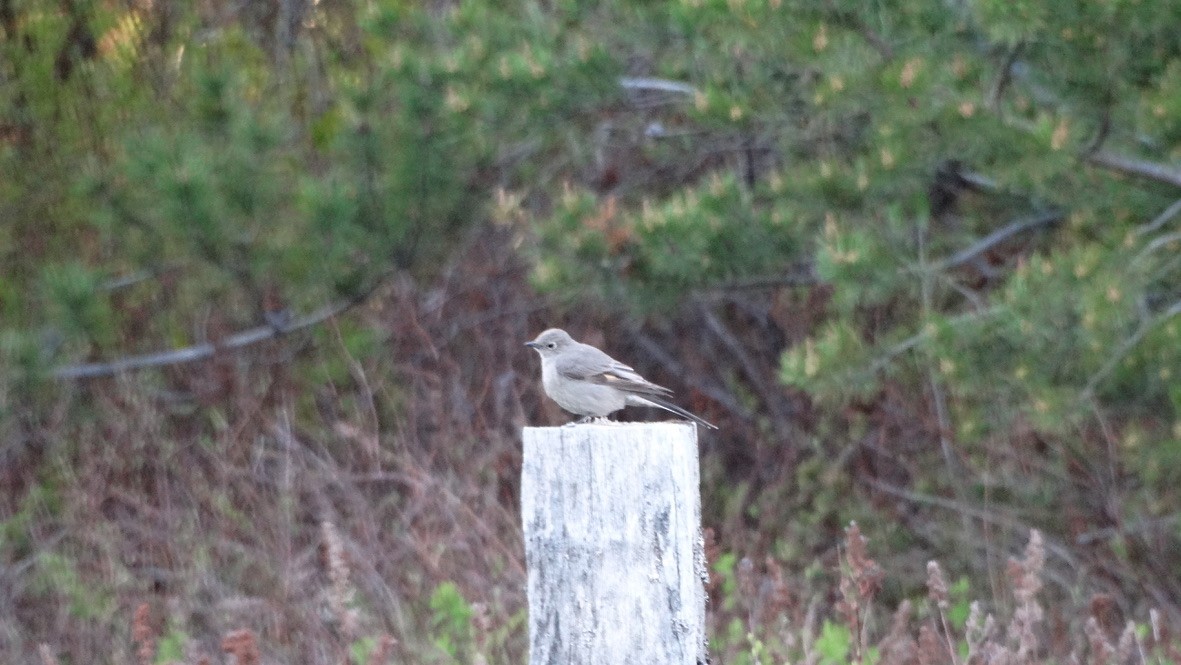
[540,361,559,394]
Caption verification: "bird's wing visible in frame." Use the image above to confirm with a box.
[555,345,673,397]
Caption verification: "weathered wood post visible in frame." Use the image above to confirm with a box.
[521,422,707,665]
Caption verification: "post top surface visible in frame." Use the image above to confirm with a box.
[522,421,700,432]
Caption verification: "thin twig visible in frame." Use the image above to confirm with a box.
[938,604,960,665]
[628,329,751,419]
[917,218,962,480]
[1081,299,1181,398]
[986,42,1024,110]
[707,264,818,291]
[866,308,1001,376]
[928,209,1064,273]
[1133,230,1181,265]
[1079,109,1112,157]
[826,9,894,61]
[1075,514,1181,546]
[697,300,792,425]
[1137,198,1181,236]
[860,476,1079,569]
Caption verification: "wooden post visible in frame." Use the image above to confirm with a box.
[521,423,707,665]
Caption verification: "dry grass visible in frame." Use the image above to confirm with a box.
[4,230,535,662]
[4,229,1181,662]
[711,527,1180,665]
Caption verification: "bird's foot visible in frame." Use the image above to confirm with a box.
[566,416,614,426]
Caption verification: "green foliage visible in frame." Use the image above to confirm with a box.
[535,173,805,307]
[428,581,474,660]
[712,551,740,612]
[0,482,58,558]
[815,620,852,665]
[780,321,873,406]
[155,626,189,663]
[32,551,114,621]
[947,576,972,628]
[349,635,386,665]
[2,0,616,366]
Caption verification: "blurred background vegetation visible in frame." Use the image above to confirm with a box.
[2,0,1180,662]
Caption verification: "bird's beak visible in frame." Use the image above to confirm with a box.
[524,341,540,349]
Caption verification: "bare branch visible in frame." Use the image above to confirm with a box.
[1087,151,1181,189]
[618,76,698,97]
[959,169,1002,193]
[51,302,342,380]
[51,278,387,380]
[929,209,1064,273]
[618,77,701,112]
[1138,198,1181,237]
[99,264,183,292]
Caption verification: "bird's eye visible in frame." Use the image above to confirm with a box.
[547,343,556,348]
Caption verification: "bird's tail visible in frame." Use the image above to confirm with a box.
[633,395,718,430]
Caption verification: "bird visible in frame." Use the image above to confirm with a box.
[525,328,717,429]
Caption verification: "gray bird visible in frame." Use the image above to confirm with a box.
[525,328,717,429]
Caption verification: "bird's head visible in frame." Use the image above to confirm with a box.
[525,328,575,358]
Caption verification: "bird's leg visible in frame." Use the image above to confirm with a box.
[567,416,594,426]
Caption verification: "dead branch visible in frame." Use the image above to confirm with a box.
[51,278,387,380]
[1087,151,1181,190]
[929,209,1064,273]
